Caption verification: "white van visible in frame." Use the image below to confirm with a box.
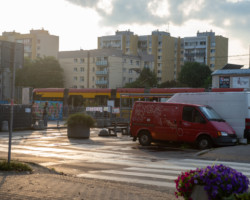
[168,92,250,140]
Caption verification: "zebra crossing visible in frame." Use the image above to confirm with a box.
[76,158,250,188]
[0,130,250,189]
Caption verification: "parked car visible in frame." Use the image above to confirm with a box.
[130,101,237,149]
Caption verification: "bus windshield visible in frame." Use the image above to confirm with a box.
[199,106,225,122]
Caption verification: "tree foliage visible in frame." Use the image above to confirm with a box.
[16,56,64,88]
[178,62,212,88]
[158,80,187,88]
[124,68,158,88]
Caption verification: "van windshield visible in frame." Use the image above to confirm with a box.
[199,106,225,122]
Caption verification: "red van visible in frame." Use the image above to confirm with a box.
[130,101,237,149]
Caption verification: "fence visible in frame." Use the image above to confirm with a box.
[0,104,32,131]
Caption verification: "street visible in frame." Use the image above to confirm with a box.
[1,127,250,191]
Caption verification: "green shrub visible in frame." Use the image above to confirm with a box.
[0,160,32,172]
[65,113,95,128]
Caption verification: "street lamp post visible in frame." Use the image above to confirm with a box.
[8,45,16,164]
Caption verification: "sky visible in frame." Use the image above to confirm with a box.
[0,0,249,67]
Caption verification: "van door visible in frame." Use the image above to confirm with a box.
[179,106,207,142]
[154,104,179,141]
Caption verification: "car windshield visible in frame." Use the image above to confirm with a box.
[199,106,225,122]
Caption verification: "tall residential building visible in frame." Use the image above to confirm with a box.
[0,40,24,101]
[98,30,228,84]
[181,31,228,71]
[0,29,59,60]
[98,30,138,56]
[58,49,154,89]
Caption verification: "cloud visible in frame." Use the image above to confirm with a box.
[65,0,250,45]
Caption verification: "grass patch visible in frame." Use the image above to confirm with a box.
[0,160,32,172]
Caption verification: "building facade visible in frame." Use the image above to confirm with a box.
[181,31,228,71]
[0,40,24,101]
[98,30,228,84]
[0,29,59,60]
[58,49,154,89]
[212,69,250,89]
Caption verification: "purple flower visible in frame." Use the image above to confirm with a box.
[175,164,249,200]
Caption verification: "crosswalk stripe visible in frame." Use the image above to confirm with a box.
[77,173,176,188]
[96,169,177,180]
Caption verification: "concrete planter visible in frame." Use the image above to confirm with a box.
[190,185,209,200]
[67,124,90,139]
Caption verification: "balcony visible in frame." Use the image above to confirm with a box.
[96,70,108,75]
[96,80,108,85]
[96,60,108,66]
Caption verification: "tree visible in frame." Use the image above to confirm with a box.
[124,68,158,88]
[16,56,64,88]
[178,62,211,88]
[159,80,187,88]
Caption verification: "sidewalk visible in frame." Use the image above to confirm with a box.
[0,164,177,200]
[198,143,250,163]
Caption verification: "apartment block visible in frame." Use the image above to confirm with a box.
[0,40,24,101]
[98,30,228,84]
[0,29,59,60]
[181,31,228,71]
[58,49,154,89]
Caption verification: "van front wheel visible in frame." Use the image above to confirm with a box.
[139,131,152,146]
[197,135,212,150]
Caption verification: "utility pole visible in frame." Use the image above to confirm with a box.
[8,44,16,164]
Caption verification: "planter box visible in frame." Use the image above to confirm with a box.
[191,185,209,200]
[67,124,90,138]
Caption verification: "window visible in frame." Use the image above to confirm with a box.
[210,49,215,53]
[158,70,161,74]
[37,46,40,50]
[123,77,126,81]
[80,58,84,63]
[93,57,95,62]
[37,39,40,44]
[92,67,95,72]
[210,57,215,61]
[123,58,126,63]
[130,60,133,65]
[74,76,77,81]
[129,69,133,74]
[182,106,204,123]
[129,78,133,83]
[92,77,95,81]
[80,85,84,88]
[158,63,162,67]
[158,56,162,60]
[123,68,126,72]
[149,41,152,47]
[74,58,78,63]
[80,67,84,72]
[210,64,215,68]
[74,67,77,72]
[73,85,77,88]
[136,61,140,66]
[200,41,206,45]
[80,76,84,82]
[158,48,162,53]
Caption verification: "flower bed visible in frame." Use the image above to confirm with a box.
[175,164,249,200]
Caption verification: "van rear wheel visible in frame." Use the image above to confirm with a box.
[139,131,152,146]
[197,135,212,150]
